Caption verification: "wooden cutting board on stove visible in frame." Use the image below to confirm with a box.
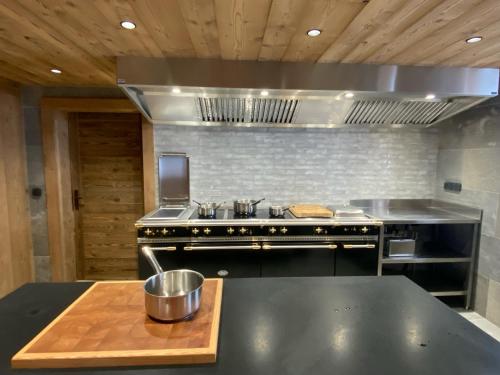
[12,279,223,369]
[289,204,334,218]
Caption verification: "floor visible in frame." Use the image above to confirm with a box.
[459,311,500,341]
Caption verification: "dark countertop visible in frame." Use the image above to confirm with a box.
[1,277,499,375]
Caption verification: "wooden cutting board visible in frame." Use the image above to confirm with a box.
[289,204,334,218]
[12,279,223,369]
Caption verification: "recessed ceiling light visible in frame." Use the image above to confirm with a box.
[344,92,354,98]
[465,36,482,44]
[50,68,62,74]
[425,93,436,100]
[307,29,321,37]
[260,90,269,96]
[172,87,181,94]
[120,20,136,30]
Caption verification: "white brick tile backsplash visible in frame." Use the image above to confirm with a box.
[154,126,438,205]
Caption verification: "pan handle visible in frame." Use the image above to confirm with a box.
[252,197,266,206]
[192,200,202,206]
[141,246,164,274]
[215,201,226,209]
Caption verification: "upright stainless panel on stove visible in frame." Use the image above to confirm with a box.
[159,153,190,207]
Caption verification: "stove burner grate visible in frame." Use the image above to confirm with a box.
[269,214,285,219]
[198,214,217,219]
[233,212,256,219]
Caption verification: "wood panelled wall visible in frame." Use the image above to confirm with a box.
[0,84,34,297]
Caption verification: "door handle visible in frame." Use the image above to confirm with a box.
[262,244,337,250]
[184,244,261,251]
[343,244,376,249]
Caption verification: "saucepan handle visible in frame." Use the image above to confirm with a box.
[141,246,164,274]
[252,198,266,206]
[215,201,226,209]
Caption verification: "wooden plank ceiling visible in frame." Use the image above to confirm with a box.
[1,0,500,86]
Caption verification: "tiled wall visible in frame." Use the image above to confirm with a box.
[22,88,50,281]
[154,126,439,205]
[435,96,500,324]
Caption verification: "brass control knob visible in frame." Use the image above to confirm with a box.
[280,227,288,234]
[227,227,235,235]
[314,227,324,234]
[361,226,368,234]
[145,228,153,236]
[239,227,248,235]
[192,228,200,235]
[203,227,211,235]
[161,228,169,236]
[269,227,277,234]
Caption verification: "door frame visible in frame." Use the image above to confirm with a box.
[41,98,155,281]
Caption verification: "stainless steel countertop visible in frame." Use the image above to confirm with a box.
[136,199,482,227]
[350,199,482,224]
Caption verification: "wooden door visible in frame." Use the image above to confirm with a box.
[72,113,143,280]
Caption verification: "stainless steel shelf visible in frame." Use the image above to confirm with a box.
[382,256,472,264]
[430,290,467,297]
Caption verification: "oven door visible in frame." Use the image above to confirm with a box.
[260,243,337,277]
[335,242,379,276]
[181,242,261,278]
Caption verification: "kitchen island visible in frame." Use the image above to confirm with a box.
[1,276,499,375]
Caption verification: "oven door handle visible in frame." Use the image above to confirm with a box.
[184,244,261,251]
[262,244,337,250]
[343,244,376,249]
[144,246,177,252]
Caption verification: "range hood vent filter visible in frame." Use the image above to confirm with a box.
[344,100,456,125]
[197,97,299,124]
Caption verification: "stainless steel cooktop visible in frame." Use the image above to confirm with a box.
[137,206,380,227]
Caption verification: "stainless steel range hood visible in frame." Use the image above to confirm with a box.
[117,57,499,128]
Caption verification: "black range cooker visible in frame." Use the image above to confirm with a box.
[136,207,383,279]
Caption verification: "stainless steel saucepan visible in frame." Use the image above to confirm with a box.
[193,200,225,217]
[269,205,289,217]
[141,246,204,322]
[233,198,265,216]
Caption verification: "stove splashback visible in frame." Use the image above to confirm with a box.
[117,57,499,129]
[158,153,190,207]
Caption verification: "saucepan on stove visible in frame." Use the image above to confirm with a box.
[193,200,225,218]
[141,246,204,322]
[269,205,289,218]
[233,198,265,216]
